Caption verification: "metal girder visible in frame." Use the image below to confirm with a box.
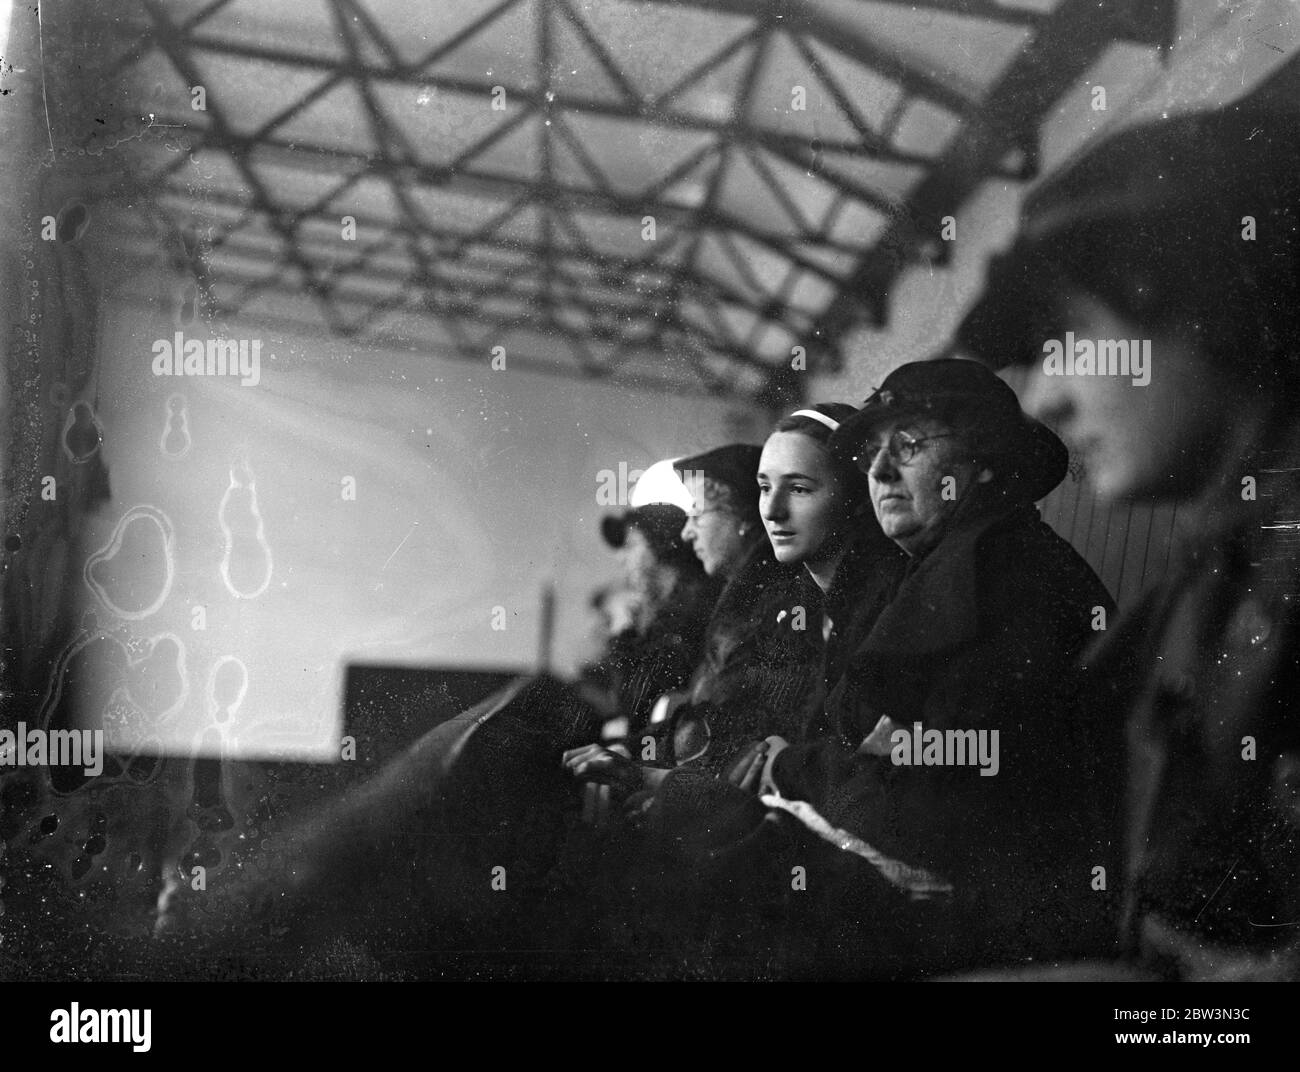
[104,0,1176,402]
[811,0,1179,357]
[125,32,942,168]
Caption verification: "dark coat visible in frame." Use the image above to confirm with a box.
[771,497,1123,973]
[1098,451,1300,972]
[661,540,825,770]
[577,567,722,734]
[649,532,905,821]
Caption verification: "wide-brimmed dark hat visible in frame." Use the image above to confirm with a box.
[958,103,1300,371]
[831,358,1068,502]
[672,443,763,516]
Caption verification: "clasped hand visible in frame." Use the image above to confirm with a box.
[561,741,639,791]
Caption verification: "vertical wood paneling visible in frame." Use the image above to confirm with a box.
[1038,482,1178,612]
[1099,498,1132,601]
[1116,502,1152,609]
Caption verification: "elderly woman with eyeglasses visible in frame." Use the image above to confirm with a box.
[728,359,1127,978]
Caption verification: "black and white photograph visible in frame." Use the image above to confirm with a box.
[1,0,1298,1043]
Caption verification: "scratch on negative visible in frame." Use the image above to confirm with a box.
[35,1,55,154]
[381,522,419,571]
[1194,860,1241,924]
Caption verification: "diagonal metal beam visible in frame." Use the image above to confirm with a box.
[626,0,980,119]
[813,0,1178,353]
[554,0,643,105]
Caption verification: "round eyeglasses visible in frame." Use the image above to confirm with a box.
[853,430,958,471]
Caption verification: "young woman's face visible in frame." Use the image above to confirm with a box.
[758,431,847,566]
[1018,290,1230,502]
[680,477,750,576]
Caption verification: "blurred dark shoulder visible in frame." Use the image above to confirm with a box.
[647,565,726,648]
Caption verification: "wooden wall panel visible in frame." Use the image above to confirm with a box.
[1035,477,1180,611]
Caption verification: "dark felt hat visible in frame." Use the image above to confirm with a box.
[831,358,1068,502]
[958,103,1300,371]
[672,443,763,516]
[600,504,691,563]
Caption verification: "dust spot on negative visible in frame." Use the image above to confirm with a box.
[57,201,90,243]
[61,401,103,464]
[84,506,176,619]
[219,457,273,599]
[178,283,197,325]
[160,393,193,460]
[29,813,60,844]
[123,633,189,721]
[207,657,249,724]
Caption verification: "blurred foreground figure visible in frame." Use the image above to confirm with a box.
[959,103,1300,981]
[153,503,720,967]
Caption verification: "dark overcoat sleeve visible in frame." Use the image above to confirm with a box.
[770,511,1125,942]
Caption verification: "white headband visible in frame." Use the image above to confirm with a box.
[789,408,840,432]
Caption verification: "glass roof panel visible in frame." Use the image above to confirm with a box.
[813,0,1032,97]
[460,114,542,183]
[557,111,715,198]
[384,0,522,68]
[801,36,906,135]
[187,51,337,139]
[719,233,797,298]
[374,82,517,166]
[786,269,838,314]
[575,0,754,101]
[415,0,540,92]
[715,151,807,238]
[891,99,963,158]
[273,80,379,156]
[747,32,865,145]
[196,0,349,64]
